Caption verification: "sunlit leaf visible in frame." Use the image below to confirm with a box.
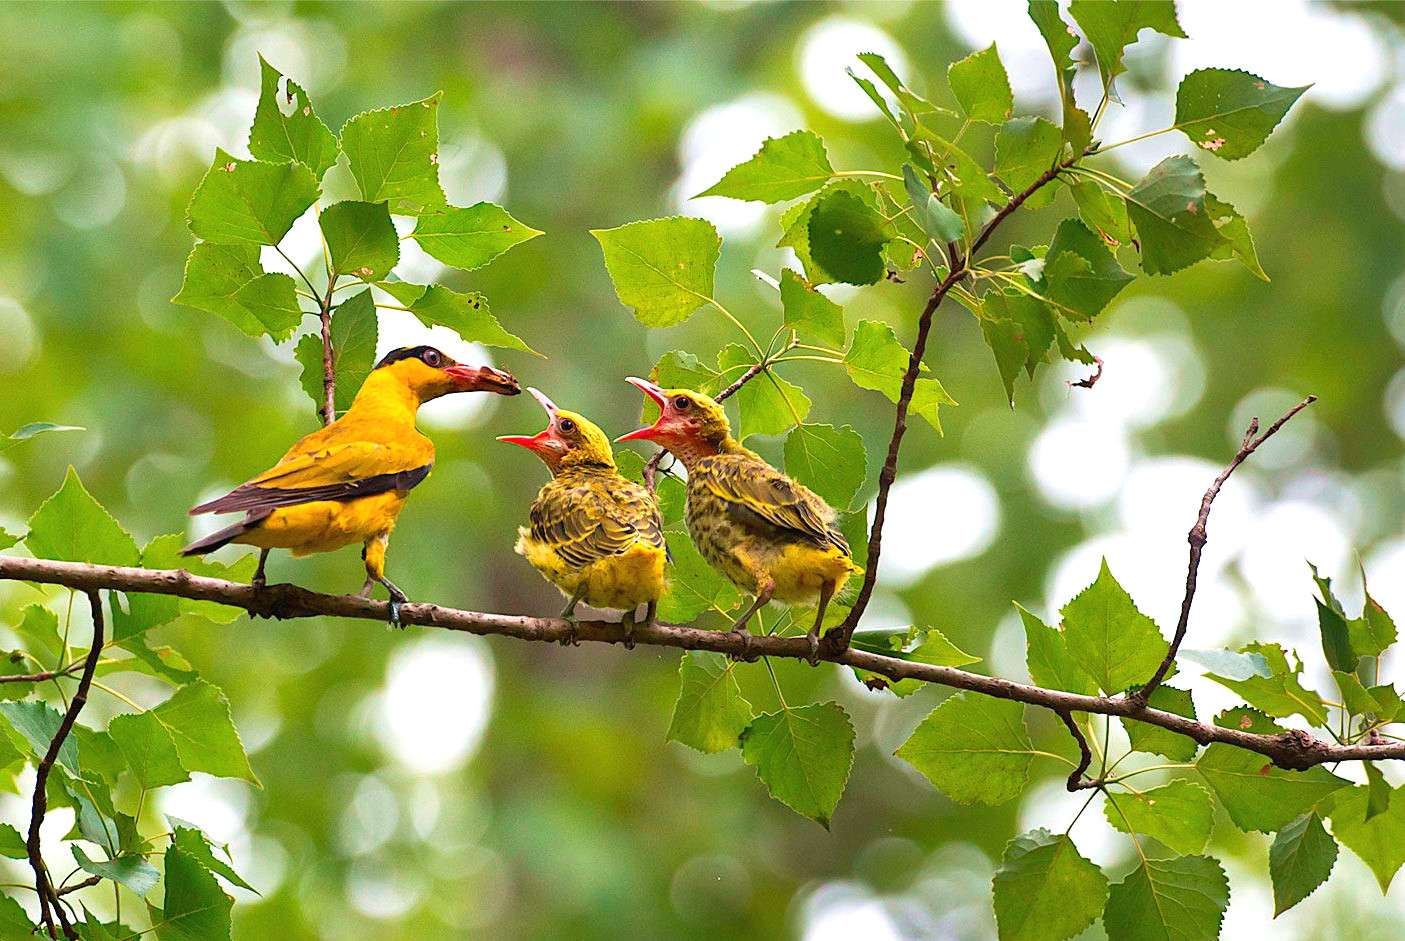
[779,268,846,349]
[844,320,953,434]
[851,625,980,696]
[1204,194,1267,281]
[1327,784,1405,892]
[948,43,1013,125]
[319,199,399,281]
[72,845,159,895]
[1197,742,1348,833]
[657,529,741,623]
[294,289,378,418]
[1106,782,1215,856]
[170,821,257,894]
[995,116,1062,209]
[1043,219,1134,319]
[1174,69,1309,161]
[741,701,854,827]
[1204,642,1328,726]
[186,150,319,246]
[1018,603,1097,696]
[248,55,339,179]
[1070,180,1132,247]
[1121,685,1199,761]
[1103,855,1228,941]
[697,130,834,203]
[154,843,233,941]
[992,828,1107,941]
[410,202,543,271]
[377,282,536,355]
[109,711,189,790]
[667,652,753,753]
[1060,559,1167,694]
[152,681,259,785]
[897,693,1032,805]
[0,700,80,773]
[591,217,719,327]
[902,164,965,244]
[26,467,140,566]
[1027,0,1091,152]
[172,243,303,342]
[1068,0,1185,84]
[340,94,446,213]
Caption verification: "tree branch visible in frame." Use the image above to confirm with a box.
[1057,710,1101,792]
[0,555,1396,772]
[318,277,338,427]
[26,591,102,941]
[1136,396,1318,705]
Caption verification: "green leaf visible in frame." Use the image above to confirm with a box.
[294,289,378,419]
[1043,219,1134,320]
[1204,194,1267,282]
[1125,155,1225,276]
[1196,743,1348,832]
[807,188,890,286]
[741,702,854,827]
[1353,594,1398,660]
[657,529,741,623]
[1027,0,1092,153]
[73,727,124,784]
[1018,603,1097,696]
[851,625,980,696]
[319,200,398,281]
[591,217,719,327]
[6,422,84,445]
[72,845,159,895]
[108,711,189,789]
[172,243,303,342]
[897,694,1031,805]
[779,268,846,349]
[1174,69,1309,161]
[26,468,139,566]
[0,528,16,550]
[947,43,1013,124]
[1205,642,1328,726]
[1181,647,1269,680]
[1060,559,1168,694]
[856,52,941,121]
[666,652,753,753]
[339,94,446,213]
[1315,598,1356,674]
[1214,705,1281,735]
[783,423,865,510]
[1105,782,1215,856]
[992,829,1107,941]
[248,55,339,179]
[154,843,233,941]
[410,202,543,271]
[985,289,1056,378]
[1103,855,1228,941]
[1068,0,1186,84]
[186,150,319,246]
[151,681,259,785]
[696,130,834,203]
[170,822,256,894]
[0,823,25,859]
[377,282,536,355]
[995,117,1062,209]
[1365,763,1391,822]
[0,895,33,937]
[1270,812,1338,916]
[15,604,63,662]
[844,320,953,434]
[715,345,810,441]
[1327,784,1405,892]
[136,535,256,626]
[1121,685,1198,761]
[0,700,80,773]
[980,317,1027,406]
[901,164,965,244]
[1070,180,1132,247]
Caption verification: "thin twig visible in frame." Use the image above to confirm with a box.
[1057,709,1101,792]
[0,555,1395,771]
[26,591,103,941]
[1136,396,1318,705]
[318,277,339,427]
[0,664,82,684]
[56,875,100,897]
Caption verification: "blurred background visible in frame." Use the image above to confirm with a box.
[2,0,1404,938]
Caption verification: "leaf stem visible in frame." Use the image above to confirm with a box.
[833,170,903,182]
[1090,125,1178,156]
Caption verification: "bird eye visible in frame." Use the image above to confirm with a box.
[422,350,442,367]
[673,396,691,410]
[559,418,576,433]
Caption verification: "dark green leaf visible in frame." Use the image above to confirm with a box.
[171,822,256,894]
[1027,0,1092,152]
[1125,155,1225,276]
[1018,603,1097,696]
[1315,599,1356,674]
[992,829,1107,941]
[319,200,398,281]
[151,681,259,785]
[1327,784,1405,892]
[410,202,543,271]
[1043,219,1134,319]
[377,282,536,355]
[1068,0,1185,84]
[154,843,233,941]
[844,320,953,434]
[1060,559,1168,694]
[1196,742,1348,832]
[109,711,189,789]
[1270,812,1338,916]
[1204,194,1267,281]
[901,164,965,244]
[784,423,865,510]
[1105,782,1215,856]
[666,652,753,753]
[1121,685,1198,761]
[851,625,979,696]
[294,289,378,418]
[0,894,31,936]
[1353,594,1398,660]
[896,693,1032,805]
[14,604,63,662]
[985,290,1056,379]
[779,268,846,349]
[1070,180,1132,247]
[0,823,25,859]
[696,130,834,203]
[248,55,339,178]
[25,467,139,566]
[741,702,854,827]
[807,188,890,286]
[72,845,159,895]
[339,94,446,213]
[172,243,303,342]
[591,217,719,327]
[980,317,1027,406]
[1174,69,1309,161]
[947,43,1013,124]
[995,117,1062,209]
[186,150,319,246]
[1103,855,1228,941]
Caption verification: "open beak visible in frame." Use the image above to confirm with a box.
[616,376,668,442]
[445,364,521,396]
[497,387,562,453]
[526,386,558,416]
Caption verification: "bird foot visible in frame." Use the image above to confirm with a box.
[248,583,293,620]
[558,614,580,647]
[620,610,636,650]
[727,627,757,663]
[805,630,821,667]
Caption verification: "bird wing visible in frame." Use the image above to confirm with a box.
[191,436,434,516]
[529,477,664,569]
[695,455,848,553]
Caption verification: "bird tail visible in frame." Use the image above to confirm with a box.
[180,511,269,557]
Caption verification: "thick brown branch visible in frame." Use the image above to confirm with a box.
[1137,396,1318,705]
[0,555,1396,772]
[27,591,102,941]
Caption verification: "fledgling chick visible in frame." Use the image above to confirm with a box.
[499,388,666,647]
[618,378,857,663]
[182,346,520,625]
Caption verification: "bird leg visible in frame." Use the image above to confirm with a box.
[620,606,636,650]
[251,548,271,590]
[727,581,773,663]
[806,579,837,666]
[642,599,657,629]
[360,535,408,628]
[558,588,585,646]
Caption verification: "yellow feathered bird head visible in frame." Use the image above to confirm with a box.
[498,387,616,474]
[369,345,521,404]
[617,377,735,465]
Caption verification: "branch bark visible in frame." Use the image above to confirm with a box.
[1136,396,1318,705]
[26,591,102,941]
[0,555,1396,772]
[318,278,338,427]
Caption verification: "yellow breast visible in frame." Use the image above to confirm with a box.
[236,491,409,555]
[516,529,666,611]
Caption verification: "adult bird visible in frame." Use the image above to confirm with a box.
[618,378,857,662]
[499,387,666,647]
[182,345,520,624]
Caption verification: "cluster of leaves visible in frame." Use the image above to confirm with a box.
[173,56,542,420]
[0,467,260,939]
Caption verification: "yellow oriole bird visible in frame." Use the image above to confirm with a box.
[618,378,857,662]
[499,388,666,646]
[182,345,520,624]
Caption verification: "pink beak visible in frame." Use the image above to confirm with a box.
[497,387,564,454]
[616,376,669,442]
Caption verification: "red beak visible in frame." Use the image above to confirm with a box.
[497,387,563,454]
[445,364,521,395]
[616,377,669,442]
